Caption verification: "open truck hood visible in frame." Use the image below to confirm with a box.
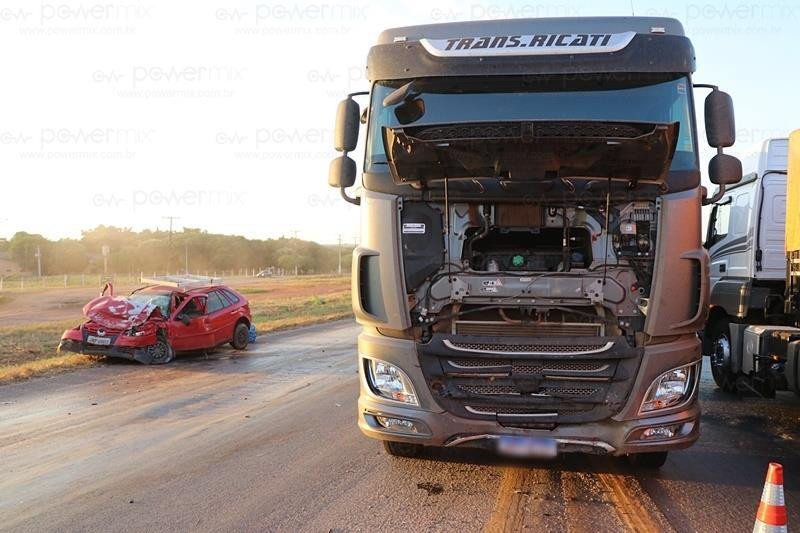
[83,295,164,330]
[383,120,678,184]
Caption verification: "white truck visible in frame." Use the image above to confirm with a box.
[705,134,800,396]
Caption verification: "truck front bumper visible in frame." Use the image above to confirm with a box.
[359,395,699,455]
[356,330,701,456]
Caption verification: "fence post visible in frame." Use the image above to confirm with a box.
[64,274,68,288]
[21,277,24,290]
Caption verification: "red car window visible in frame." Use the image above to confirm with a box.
[221,289,240,304]
[206,291,227,314]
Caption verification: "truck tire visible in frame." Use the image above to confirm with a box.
[627,451,668,469]
[230,322,249,350]
[709,317,737,392]
[383,440,423,458]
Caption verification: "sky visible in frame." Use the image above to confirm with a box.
[0,0,798,244]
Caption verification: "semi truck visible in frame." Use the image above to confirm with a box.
[705,133,800,397]
[328,17,742,467]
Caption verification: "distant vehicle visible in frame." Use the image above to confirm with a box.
[58,276,252,364]
[704,134,800,397]
[256,269,273,278]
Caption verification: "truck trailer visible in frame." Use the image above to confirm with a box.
[705,133,800,397]
[328,17,742,467]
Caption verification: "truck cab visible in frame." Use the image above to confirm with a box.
[706,139,788,293]
[704,135,800,397]
[329,17,741,466]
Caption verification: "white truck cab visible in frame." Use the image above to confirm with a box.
[706,139,788,313]
[704,138,794,393]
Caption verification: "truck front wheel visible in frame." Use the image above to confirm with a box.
[383,440,423,458]
[709,318,737,392]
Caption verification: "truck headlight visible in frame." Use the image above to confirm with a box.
[366,358,419,406]
[640,362,697,413]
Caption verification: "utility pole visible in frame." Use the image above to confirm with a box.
[101,245,110,275]
[162,216,180,273]
[35,245,42,277]
[337,234,342,275]
[184,243,189,274]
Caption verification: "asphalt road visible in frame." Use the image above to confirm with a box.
[1,320,798,532]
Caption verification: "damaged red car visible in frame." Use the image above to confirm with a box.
[58,279,252,365]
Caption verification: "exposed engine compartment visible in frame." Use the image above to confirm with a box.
[400,198,659,343]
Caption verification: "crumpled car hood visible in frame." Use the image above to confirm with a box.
[83,296,163,330]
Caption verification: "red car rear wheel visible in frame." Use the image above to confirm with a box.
[231,322,249,350]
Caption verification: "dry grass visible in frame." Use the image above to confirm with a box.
[249,291,352,330]
[0,320,77,367]
[0,319,99,382]
[0,353,100,382]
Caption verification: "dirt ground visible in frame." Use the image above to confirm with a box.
[0,276,350,328]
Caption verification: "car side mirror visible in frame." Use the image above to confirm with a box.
[709,153,742,185]
[334,98,360,152]
[704,89,735,148]
[328,155,357,188]
[180,315,191,326]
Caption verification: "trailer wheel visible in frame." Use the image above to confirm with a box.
[709,318,736,392]
[383,440,423,458]
[627,451,668,469]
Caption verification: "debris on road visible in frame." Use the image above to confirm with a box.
[417,482,444,495]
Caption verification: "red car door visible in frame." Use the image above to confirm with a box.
[169,295,214,350]
[205,290,235,345]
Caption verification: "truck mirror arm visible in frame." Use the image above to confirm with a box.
[340,186,360,206]
[703,183,726,206]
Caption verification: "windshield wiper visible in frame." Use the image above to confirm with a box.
[382,81,418,107]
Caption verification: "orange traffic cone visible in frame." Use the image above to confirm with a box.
[754,462,788,533]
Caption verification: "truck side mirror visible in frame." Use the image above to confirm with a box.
[329,92,368,206]
[696,84,742,204]
[334,98,360,152]
[704,89,735,148]
[708,153,742,185]
[328,155,357,188]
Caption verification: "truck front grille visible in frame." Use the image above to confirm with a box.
[445,339,610,355]
[459,384,599,397]
[455,320,601,337]
[446,359,609,374]
[418,334,642,425]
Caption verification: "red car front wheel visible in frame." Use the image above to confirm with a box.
[147,337,175,365]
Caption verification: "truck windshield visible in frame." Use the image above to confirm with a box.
[366,74,697,173]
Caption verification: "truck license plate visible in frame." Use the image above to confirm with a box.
[87,335,111,346]
[497,436,558,459]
